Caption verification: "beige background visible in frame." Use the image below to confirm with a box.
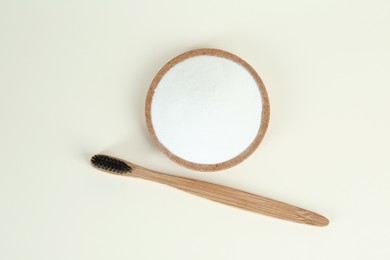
[1,0,389,259]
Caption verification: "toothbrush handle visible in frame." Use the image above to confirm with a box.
[131,165,329,227]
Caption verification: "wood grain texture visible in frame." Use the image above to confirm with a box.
[93,156,329,227]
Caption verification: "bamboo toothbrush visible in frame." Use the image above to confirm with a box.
[91,154,329,227]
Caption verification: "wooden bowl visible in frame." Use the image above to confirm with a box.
[145,48,270,171]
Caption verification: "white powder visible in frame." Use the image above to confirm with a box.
[151,55,263,165]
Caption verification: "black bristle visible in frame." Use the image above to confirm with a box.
[91,155,132,174]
